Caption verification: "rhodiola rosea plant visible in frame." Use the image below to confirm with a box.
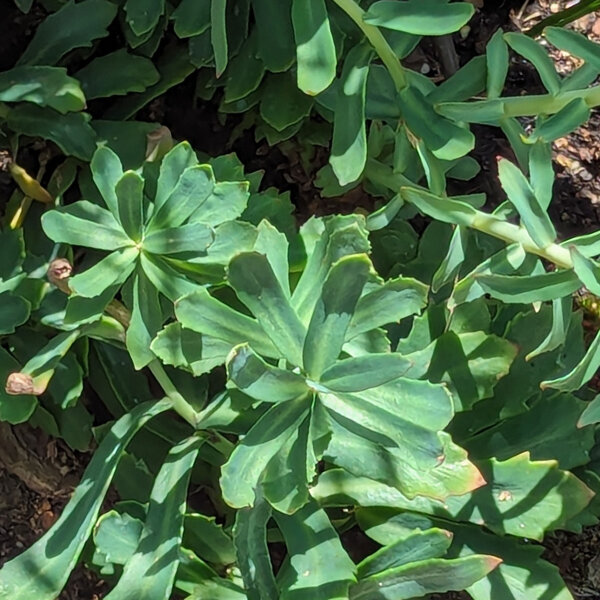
[0,138,597,600]
[3,2,600,600]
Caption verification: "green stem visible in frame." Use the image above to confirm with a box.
[330,0,408,91]
[148,360,200,428]
[365,160,574,270]
[438,85,600,122]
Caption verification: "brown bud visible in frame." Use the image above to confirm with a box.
[145,126,174,162]
[6,372,41,395]
[47,259,73,294]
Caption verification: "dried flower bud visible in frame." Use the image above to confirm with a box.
[6,373,38,395]
[146,126,173,162]
[47,259,73,294]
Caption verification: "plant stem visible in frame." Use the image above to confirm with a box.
[148,360,200,428]
[365,160,574,270]
[438,85,600,122]
[330,0,408,91]
[98,299,199,427]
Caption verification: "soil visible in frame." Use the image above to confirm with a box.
[4,1,600,599]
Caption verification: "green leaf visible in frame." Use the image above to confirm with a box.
[528,140,554,210]
[356,529,453,579]
[545,26,600,70]
[0,346,36,424]
[93,511,143,566]
[139,253,198,302]
[321,378,451,470]
[42,201,132,251]
[497,158,556,248]
[172,0,210,37]
[303,254,371,378]
[274,499,356,600]
[262,414,314,513]
[320,354,413,393]
[149,165,215,230]
[359,514,573,600]
[330,44,373,186]
[183,514,236,565]
[224,33,266,102]
[399,86,475,161]
[428,56,487,104]
[143,222,214,256]
[233,489,278,600]
[126,268,163,369]
[7,105,96,160]
[486,29,509,99]
[314,451,593,540]
[292,0,336,95]
[504,32,560,94]
[175,288,278,358]
[91,146,123,216]
[228,252,306,366]
[542,327,600,392]
[579,394,600,427]
[124,0,164,36]
[260,72,313,131]
[562,229,600,258]
[571,246,600,295]
[529,98,590,143]
[151,323,231,376]
[227,344,307,402]
[220,396,309,508]
[93,121,158,170]
[364,0,474,35]
[251,220,290,295]
[431,226,467,293]
[251,0,295,72]
[104,45,195,121]
[190,180,249,227]
[18,0,117,65]
[325,418,483,501]
[476,269,580,303]
[115,171,145,242]
[155,142,199,211]
[465,393,594,470]
[0,291,30,335]
[526,296,572,360]
[69,248,138,298]
[211,0,228,77]
[104,435,201,600]
[75,49,159,99]
[0,400,170,600]
[292,216,370,325]
[0,66,84,113]
[350,555,500,600]
[346,277,428,340]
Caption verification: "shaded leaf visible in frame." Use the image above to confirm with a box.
[18,0,117,65]
[0,400,170,600]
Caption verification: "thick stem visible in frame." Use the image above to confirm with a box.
[365,160,574,270]
[148,360,200,428]
[330,0,408,91]
[98,299,199,427]
[438,85,600,122]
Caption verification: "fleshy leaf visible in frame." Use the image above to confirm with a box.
[233,488,278,600]
[220,396,309,508]
[274,499,356,600]
[104,435,201,600]
[227,344,308,403]
[0,400,170,600]
[292,0,336,95]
